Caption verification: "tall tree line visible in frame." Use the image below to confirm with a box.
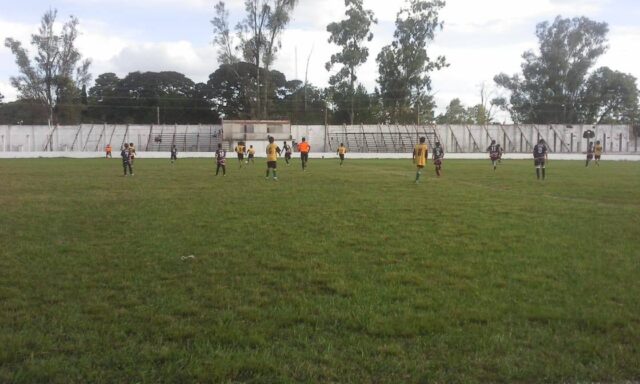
[2,7,638,126]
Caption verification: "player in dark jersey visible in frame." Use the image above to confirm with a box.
[121,143,133,176]
[283,141,292,166]
[533,139,548,180]
[585,141,594,167]
[170,145,177,164]
[215,143,226,176]
[487,140,500,171]
[496,144,504,163]
[432,141,444,177]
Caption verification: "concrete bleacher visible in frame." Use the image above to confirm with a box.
[1,123,638,156]
[327,125,440,153]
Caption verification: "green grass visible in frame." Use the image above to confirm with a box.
[1,157,639,383]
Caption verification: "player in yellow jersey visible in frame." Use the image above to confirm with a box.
[412,137,428,184]
[234,142,246,168]
[247,145,256,164]
[337,143,347,166]
[265,136,281,181]
[594,140,603,166]
[128,142,136,166]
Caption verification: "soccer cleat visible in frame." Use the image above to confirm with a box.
[273,177,278,181]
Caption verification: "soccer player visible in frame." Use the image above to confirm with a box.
[594,140,603,166]
[121,143,133,176]
[105,144,112,159]
[487,140,500,171]
[412,137,428,184]
[585,141,594,167]
[496,144,504,163]
[432,141,444,177]
[283,141,292,166]
[265,136,281,181]
[215,143,226,176]
[234,142,246,168]
[337,143,347,166]
[247,145,256,164]
[129,142,136,165]
[171,145,177,164]
[533,139,548,180]
[298,137,310,171]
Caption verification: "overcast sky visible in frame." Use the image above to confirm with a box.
[1,0,639,118]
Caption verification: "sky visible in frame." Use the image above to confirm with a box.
[1,0,639,118]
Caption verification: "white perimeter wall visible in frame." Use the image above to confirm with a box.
[2,151,640,161]
[1,124,638,155]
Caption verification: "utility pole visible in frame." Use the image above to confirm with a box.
[324,101,329,152]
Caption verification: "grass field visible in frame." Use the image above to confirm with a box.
[1,157,639,383]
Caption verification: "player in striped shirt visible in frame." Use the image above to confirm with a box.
[487,140,500,171]
[215,143,226,176]
[533,139,548,180]
[432,141,444,177]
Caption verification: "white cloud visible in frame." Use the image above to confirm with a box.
[62,0,231,10]
[107,41,217,82]
[597,26,640,78]
[442,0,608,35]
[0,80,17,101]
[1,0,637,114]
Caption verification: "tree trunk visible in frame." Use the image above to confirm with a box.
[349,67,355,126]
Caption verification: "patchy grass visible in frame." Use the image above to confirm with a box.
[1,157,639,383]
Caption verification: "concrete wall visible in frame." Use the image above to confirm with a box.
[1,124,637,154]
[3,151,640,161]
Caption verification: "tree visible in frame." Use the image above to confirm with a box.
[0,91,4,104]
[493,16,609,124]
[580,67,639,124]
[327,84,381,125]
[222,0,298,118]
[87,71,219,124]
[212,1,240,65]
[0,100,49,124]
[376,0,446,124]
[326,0,376,125]
[4,9,91,125]
[208,61,290,120]
[436,98,472,124]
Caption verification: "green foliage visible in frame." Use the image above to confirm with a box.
[580,67,639,124]
[326,0,377,125]
[0,100,49,125]
[493,16,638,124]
[1,159,640,382]
[273,81,328,124]
[211,1,240,66]
[376,0,446,124]
[233,0,299,118]
[4,9,91,124]
[86,71,219,124]
[437,98,494,125]
[327,83,381,125]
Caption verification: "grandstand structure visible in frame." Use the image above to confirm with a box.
[0,123,637,154]
[326,125,440,153]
